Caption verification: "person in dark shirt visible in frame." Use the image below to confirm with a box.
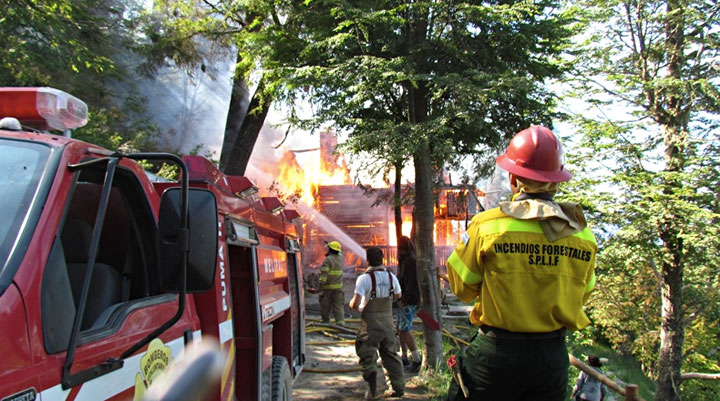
[396,236,422,373]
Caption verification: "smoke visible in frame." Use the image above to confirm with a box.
[117,40,235,158]
[247,124,295,168]
[481,166,512,210]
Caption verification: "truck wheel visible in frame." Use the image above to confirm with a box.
[271,356,292,401]
[261,365,272,401]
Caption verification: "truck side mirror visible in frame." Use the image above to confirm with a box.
[158,188,218,292]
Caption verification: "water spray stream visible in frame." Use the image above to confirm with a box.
[292,203,367,261]
[246,164,367,261]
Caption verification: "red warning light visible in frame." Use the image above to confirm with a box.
[0,87,88,131]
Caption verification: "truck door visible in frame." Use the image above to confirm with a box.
[285,237,305,376]
[225,222,263,401]
[0,138,53,400]
[36,163,201,400]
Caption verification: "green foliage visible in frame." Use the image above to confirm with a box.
[279,0,580,178]
[0,0,166,151]
[0,0,118,88]
[421,365,453,401]
[413,318,475,400]
[135,0,236,78]
[564,0,720,398]
[565,120,720,398]
[136,160,179,181]
[74,100,161,151]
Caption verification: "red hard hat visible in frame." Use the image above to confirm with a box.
[496,126,572,183]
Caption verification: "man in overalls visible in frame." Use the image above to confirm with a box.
[349,247,405,400]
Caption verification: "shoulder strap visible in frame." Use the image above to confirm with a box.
[578,372,587,389]
[387,271,394,297]
[367,268,394,299]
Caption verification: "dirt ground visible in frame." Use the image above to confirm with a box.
[293,278,434,401]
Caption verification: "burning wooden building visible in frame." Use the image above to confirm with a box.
[248,126,485,271]
[302,183,484,271]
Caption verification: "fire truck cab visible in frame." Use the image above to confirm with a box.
[0,87,305,401]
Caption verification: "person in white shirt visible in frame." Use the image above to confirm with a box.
[349,247,405,400]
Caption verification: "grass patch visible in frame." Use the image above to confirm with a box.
[415,362,453,400]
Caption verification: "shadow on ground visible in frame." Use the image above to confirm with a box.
[294,291,430,400]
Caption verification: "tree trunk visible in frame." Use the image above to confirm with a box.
[408,78,442,368]
[394,158,403,243]
[404,2,442,369]
[414,143,443,368]
[222,76,272,176]
[654,3,687,399]
[654,125,687,401]
[219,53,250,170]
[656,257,684,401]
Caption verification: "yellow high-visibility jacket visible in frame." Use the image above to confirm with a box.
[319,253,344,290]
[446,207,597,332]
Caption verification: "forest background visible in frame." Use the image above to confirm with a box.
[2,1,719,400]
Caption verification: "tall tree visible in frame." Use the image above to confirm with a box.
[283,0,575,367]
[567,0,720,399]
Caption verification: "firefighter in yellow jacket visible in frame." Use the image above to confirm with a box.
[446,126,597,401]
[319,240,345,325]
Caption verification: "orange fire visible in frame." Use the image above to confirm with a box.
[388,217,413,246]
[249,127,478,271]
[258,130,351,206]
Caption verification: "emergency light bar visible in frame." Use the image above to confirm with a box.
[0,87,88,131]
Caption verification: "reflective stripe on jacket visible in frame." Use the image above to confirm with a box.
[319,253,344,290]
[446,207,597,332]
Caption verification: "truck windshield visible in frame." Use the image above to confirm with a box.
[0,139,52,271]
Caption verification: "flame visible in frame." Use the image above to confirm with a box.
[387,219,465,247]
[259,142,351,206]
[248,127,478,271]
[388,217,413,246]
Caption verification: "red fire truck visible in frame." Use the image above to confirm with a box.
[0,87,305,401]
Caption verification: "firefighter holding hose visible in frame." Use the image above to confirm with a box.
[319,240,346,326]
[445,126,598,401]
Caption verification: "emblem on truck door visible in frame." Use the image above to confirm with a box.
[132,339,173,401]
[1,388,37,401]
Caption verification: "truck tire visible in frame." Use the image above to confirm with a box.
[261,365,272,401]
[271,356,292,401]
